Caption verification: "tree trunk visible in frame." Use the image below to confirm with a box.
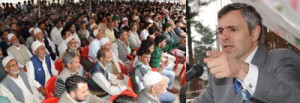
[186,5,194,64]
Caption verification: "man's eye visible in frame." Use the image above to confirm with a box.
[217,30,223,34]
[231,28,238,32]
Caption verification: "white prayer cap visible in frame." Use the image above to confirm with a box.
[148,19,153,24]
[163,9,169,14]
[93,29,99,37]
[90,23,97,30]
[150,12,155,16]
[65,36,75,44]
[100,38,109,47]
[91,13,96,17]
[2,56,14,67]
[122,17,128,21]
[33,28,42,35]
[143,71,164,86]
[7,33,16,42]
[31,41,44,53]
[29,27,34,33]
[133,16,139,21]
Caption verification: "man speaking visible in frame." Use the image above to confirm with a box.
[192,3,300,103]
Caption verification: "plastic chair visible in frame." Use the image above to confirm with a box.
[172,50,180,71]
[119,62,128,75]
[80,46,95,63]
[129,61,134,74]
[81,46,89,56]
[42,97,59,103]
[54,58,63,74]
[179,56,186,86]
[127,54,134,61]
[151,68,158,72]
[110,90,138,102]
[128,77,134,90]
[45,76,57,98]
[178,56,186,77]
[23,66,27,72]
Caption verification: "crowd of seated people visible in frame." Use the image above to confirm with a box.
[0,0,186,102]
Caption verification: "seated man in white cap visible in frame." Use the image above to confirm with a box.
[25,27,35,52]
[0,56,43,103]
[54,51,85,98]
[60,36,80,58]
[100,38,127,84]
[140,19,153,40]
[26,41,58,96]
[88,48,131,99]
[57,30,72,57]
[88,29,105,62]
[64,22,81,48]
[88,23,97,42]
[132,16,141,31]
[33,28,57,60]
[90,23,98,32]
[120,17,129,29]
[7,33,32,68]
[138,71,175,103]
[104,21,116,42]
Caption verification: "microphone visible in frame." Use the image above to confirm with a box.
[186,64,204,82]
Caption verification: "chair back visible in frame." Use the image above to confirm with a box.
[55,58,63,74]
[42,97,59,103]
[45,76,57,98]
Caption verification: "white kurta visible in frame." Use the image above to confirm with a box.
[26,57,58,88]
[0,75,43,103]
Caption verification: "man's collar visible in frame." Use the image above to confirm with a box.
[244,46,258,63]
[97,61,107,70]
[66,93,86,103]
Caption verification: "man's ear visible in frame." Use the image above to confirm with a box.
[67,63,72,68]
[151,86,156,93]
[251,25,261,41]
[4,66,9,73]
[69,91,76,98]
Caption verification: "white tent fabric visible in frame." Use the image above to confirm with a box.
[232,0,300,49]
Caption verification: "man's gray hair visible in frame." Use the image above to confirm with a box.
[218,3,262,40]
[62,51,78,67]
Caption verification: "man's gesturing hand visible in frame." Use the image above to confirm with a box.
[204,51,249,80]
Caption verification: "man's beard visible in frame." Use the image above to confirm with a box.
[69,47,77,52]
[10,69,20,75]
[70,29,76,33]
[74,95,85,102]
[13,42,20,46]
[104,60,112,67]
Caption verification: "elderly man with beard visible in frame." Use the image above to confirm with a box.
[60,36,80,58]
[100,38,125,83]
[54,51,85,98]
[88,29,105,62]
[33,28,57,60]
[26,41,58,97]
[58,30,72,57]
[64,21,81,48]
[138,71,170,103]
[88,48,132,100]
[0,57,43,103]
[7,33,32,68]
